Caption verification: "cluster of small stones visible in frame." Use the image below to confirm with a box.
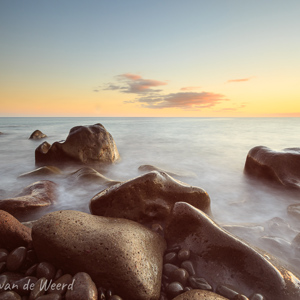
[0,246,123,300]
[159,245,265,300]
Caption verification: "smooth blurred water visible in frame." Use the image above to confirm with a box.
[1,117,300,267]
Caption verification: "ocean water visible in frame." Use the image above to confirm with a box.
[0,117,300,269]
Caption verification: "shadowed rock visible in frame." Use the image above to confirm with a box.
[32,210,166,300]
[35,124,120,167]
[173,289,229,300]
[0,181,57,218]
[90,171,212,228]
[165,202,300,300]
[68,167,120,187]
[29,130,47,140]
[18,166,62,178]
[0,210,32,250]
[244,146,300,188]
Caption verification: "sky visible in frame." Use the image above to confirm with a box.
[1,0,300,117]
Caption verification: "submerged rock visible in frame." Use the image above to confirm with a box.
[244,146,300,188]
[35,123,119,167]
[18,166,62,178]
[29,130,47,140]
[287,203,300,220]
[0,181,57,218]
[90,171,212,228]
[0,210,32,250]
[138,165,196,178]
[172,289,229,300]
[32,210,166,300]
[165,202,300,300]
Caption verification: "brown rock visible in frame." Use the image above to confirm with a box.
[0,181,57,219]
[244,146,300,188]
[138,165,196,179]
[29,130,47,140]
[35,123,119,167]
[173,289,229,300]
[6,247,27,272]
[0,211,32,250]
[18,166,62,178]
[0,291,22,300]
[32,210,166,300]
[90,171,212,228]
[165,202,300,300]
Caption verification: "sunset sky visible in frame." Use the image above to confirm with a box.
[1,1,300,117]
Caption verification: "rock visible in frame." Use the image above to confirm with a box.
[138,165,196,178]
[36,295,62,300]
[18,167,62,178]
[29,130,47,140]
[287,204,300,220]
[0,211,32,250]
[164,252,177,264]
[0,249,8,263]
[188,276,212,290]
[170,268,189,286]
[68,167,120,186]
[165,202,300,300]
[0,291,22,300]
[35,124,119,167]
[165,282,184,298]
[90,171,212,228]
[244,146,300,188]
[6,247,27,272]
[47,274,73,296]
[180,261,196,276]
[32,210,166,300]
[65,272,97,300]
[216,285,239,299]
[172,289,229,300]
[13,276,38,296]
[29,277,47,299]
[36,262,56,280]
[177,249,190,261]
[0,181,57,219]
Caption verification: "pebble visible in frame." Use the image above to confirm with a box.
[188,276,212,290]
[53,270,63,281]
[177,249,190,261]
[109,296,123,300]
[165,282,184,298]
[0,275,9,292]
[180,260,196,276]
[170,268,189,286]
[0,291,21,300]
[163,263,178,277]
[6,247,27,272]
[233,294,249,300]
[47,274,73,296]
[25,264,37,277]
[36,295,62,300]
[13,276,38,296]
[0,262,6,273]
[250,294,264,300]
[164,252,177,264]
[29,277,47,300]
[165,246,181,254]
[36,263,56,280]
[216,285,239,299]
[0,249,8,263]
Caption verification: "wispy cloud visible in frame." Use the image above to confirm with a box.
[180,86,201,91]
[226,77,253,83]
[103,73,167,94]
[135,92,228,110]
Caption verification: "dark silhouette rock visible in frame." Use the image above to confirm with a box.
[29,130,47,140]
[35,124,119,167]
[18,166,62,178]
[0,181,57,218]
[32,210,166,300]
[90,171,211,228]
[0,210,32,250]
[244,146,300,188]
[165,202,300,300]
[172,289,229,300]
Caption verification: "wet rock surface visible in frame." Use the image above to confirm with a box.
[0,211,32,250]
[90,171,212,227]
[18,167,62,178]
[165,202,300,300]
[35,124,120,167]
[172,289,229,299]
[244,146,300,188]
[0,181,57,219]
[29,130,47,140]
[32,210,166,300]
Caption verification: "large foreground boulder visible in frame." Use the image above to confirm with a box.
[0,181,57,218]
[90,171,212,228]
[165,202,300,300]
[0,210,32,250]
[35,123,120,167]
[244,146,300,188]
[32,210,166,300]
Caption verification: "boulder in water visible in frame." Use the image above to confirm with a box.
[35,123,120,167]
[29,130,47,140]
[18,166,62,178]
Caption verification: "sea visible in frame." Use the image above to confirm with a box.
[0,117,299,270]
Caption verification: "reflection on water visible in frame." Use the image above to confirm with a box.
[0,117,300,272]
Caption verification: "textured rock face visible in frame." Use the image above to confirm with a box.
[32,210,166,300]
[0,210,32,250]
[173,289,229,300]
[244,146,300,188]
[90,171,212,227]
[165,202,300,300]
[35,124,120,167]
[0,181,57,218]
[29,130,47,140]
[18,166,62,178]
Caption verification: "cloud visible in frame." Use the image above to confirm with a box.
[103,73,167,94]
[93,89,99,92]
[134,92,228,110]
[180,86,201,91]
[226,77,253,83]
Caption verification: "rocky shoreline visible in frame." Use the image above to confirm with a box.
[0,123,300,300]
